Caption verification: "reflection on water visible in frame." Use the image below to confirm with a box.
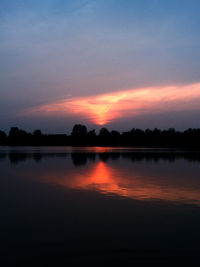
[1,147,200,265]
[24,159,200,206]
[2,148,200,206]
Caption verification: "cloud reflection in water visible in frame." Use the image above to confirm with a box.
[20,157,200,206]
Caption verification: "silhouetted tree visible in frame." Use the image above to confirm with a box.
[0,130,7,145]
[87,129,97,145]
[9,127,20,138]
[8,127,30,145]
[1,124,200,147]
[99,128,110,137]
[71,124,87,137]
[33,129,42,136]
[87,129,96,138]
[32,129,43,145]
[98,128,111,145]
[110,130,120,138]
[110,130,121,145]
[71,124,87,145]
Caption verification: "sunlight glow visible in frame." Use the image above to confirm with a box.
[21,82,200,125]
[25,161,200,205]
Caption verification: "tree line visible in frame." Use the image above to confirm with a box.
[0,124,200,147]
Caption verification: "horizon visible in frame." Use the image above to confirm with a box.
[2,124,200,136]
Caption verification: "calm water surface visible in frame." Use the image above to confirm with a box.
[1,147,200,266]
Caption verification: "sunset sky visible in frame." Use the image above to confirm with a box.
[1,0,200,133]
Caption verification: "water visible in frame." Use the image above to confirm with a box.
[1,147,200,266]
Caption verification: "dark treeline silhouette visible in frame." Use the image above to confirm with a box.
[1,124,200,147]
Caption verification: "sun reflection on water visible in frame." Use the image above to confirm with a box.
[24,160,200,206]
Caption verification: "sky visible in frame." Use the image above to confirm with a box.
[1,0,200,133]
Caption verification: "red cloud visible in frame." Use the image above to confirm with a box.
[19,82,200,125]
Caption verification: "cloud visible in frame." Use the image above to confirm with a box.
[18,82,200,126]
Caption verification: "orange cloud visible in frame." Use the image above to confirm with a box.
[20,82,200,125]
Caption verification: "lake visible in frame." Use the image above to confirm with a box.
[1,147,200,266]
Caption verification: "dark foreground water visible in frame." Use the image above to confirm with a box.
[1,147,200,266]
